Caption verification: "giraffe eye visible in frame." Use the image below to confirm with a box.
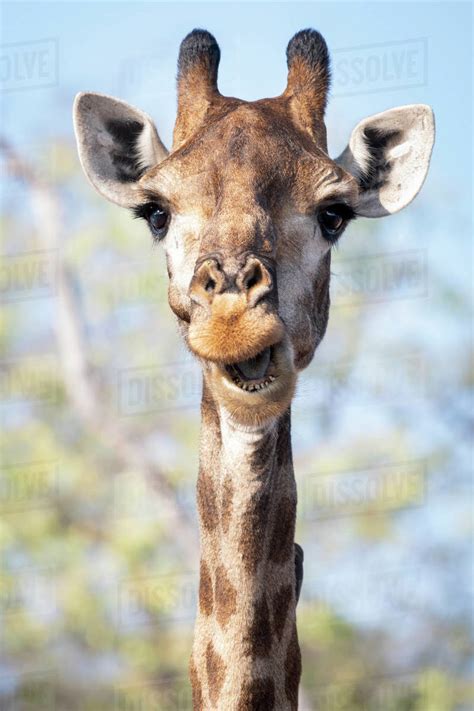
[147,204,169,238]
[132,201,170,240]
[318,204,354,242]
[320,209,343,232]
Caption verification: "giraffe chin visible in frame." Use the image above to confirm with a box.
[206,339,297,426]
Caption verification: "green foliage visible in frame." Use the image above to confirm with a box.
[1,141,470,710]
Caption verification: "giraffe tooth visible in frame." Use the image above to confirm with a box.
[227,369,278,393]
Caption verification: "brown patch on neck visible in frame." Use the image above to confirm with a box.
[205,642,225,706]
[251,428,277,473]
[284,626,302,710]
[276,410,293,468]
[201,382,222,439]
[272,584,293,641]
[246,593,272,659]
[238,489,271,574]
[189,658,203,710]
[214,565,237,627]
[197,466,219,532]
[237,678,276,710]
[197,385,222,531]
[198,559,213,616]
[268,494,296,565]
[220,475,233,533]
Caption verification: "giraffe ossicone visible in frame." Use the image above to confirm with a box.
[74,27,434,710]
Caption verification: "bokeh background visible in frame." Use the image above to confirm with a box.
[0,2,472,709]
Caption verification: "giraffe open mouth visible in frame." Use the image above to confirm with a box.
[225,347,277,392]
[211,338,296,423]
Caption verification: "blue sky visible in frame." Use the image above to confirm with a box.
[2,1,472,190]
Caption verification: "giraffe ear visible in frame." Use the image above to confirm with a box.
[336,104,435,217]
[73,92,168,208]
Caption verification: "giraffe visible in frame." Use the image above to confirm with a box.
[73,28,434,709]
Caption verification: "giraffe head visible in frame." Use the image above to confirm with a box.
[74,29,434,426]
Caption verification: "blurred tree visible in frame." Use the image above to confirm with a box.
[0,139,471,710]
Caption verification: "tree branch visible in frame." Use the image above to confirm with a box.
[1,137,199,566]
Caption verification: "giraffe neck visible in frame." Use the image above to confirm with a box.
[190,380,301,710]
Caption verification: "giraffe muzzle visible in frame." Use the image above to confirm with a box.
[187,255,284,364]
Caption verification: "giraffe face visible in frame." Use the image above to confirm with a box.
[74,29,435,425]
[135,100,358,423]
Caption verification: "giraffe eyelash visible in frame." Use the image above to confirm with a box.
[131,201,170,241]
[317,203,356,244]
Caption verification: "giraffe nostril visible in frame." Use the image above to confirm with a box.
[244,264,262,291]
[237,257,274,308]
[190,255,274,309]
